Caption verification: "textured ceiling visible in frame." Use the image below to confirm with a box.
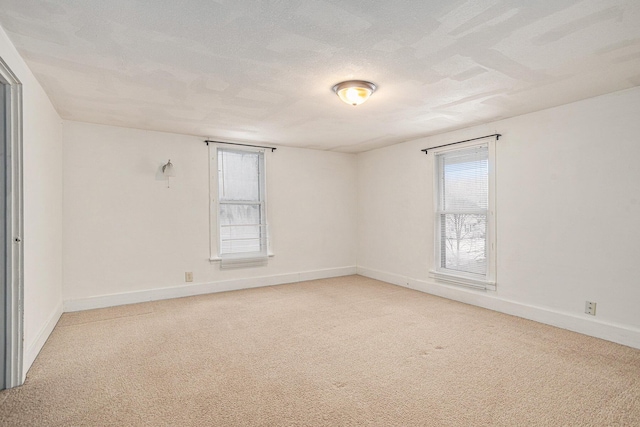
[1,0,640,152]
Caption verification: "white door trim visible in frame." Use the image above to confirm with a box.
[0,56,24,389]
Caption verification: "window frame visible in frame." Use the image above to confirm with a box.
[209,144,270,262]
[430,138,497,290]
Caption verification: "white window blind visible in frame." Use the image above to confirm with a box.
[436,144,490,279]
[217,148,267,262]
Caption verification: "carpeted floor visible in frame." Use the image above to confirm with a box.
[1,275,639,426]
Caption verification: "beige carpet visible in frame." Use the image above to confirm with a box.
[1,275,639,426]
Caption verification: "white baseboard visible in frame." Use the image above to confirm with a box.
[63,266,357,312]
[357,266,640,350]
[24,301,63,377]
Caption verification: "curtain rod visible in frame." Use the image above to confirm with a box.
[421,133,501,154]
[204,140,277,152]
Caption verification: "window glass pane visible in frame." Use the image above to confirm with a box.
[440,147,488,211]
[220,204,262,254]
[220,225,262,254]
[218,149,260,201]
[441,213,487,276]
[220,204,260,226]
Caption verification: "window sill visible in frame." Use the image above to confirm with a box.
[429,269,496,291]
[209,252,275,262]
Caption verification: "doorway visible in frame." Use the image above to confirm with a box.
[0,79,5,389]
[0,56,24,390]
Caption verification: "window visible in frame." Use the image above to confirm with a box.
[210,147,268,265]
[431,139,496,290]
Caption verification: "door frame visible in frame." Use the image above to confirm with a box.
[0,57,24,389]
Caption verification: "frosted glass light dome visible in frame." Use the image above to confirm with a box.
[332,80,377,106]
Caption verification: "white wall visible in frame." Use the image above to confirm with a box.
[358,86,640,349]
[0,28,64,374]
[62,121,357,308]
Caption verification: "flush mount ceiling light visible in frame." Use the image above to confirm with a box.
[332,80,377,106]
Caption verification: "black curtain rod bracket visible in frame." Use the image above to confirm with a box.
[421,133,501,154]
[205,140,277,152]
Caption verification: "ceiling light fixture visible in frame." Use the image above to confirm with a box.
[332,80,377,106]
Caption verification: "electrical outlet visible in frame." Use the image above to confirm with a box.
[185,272,193,282]
[585,301,596,316]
